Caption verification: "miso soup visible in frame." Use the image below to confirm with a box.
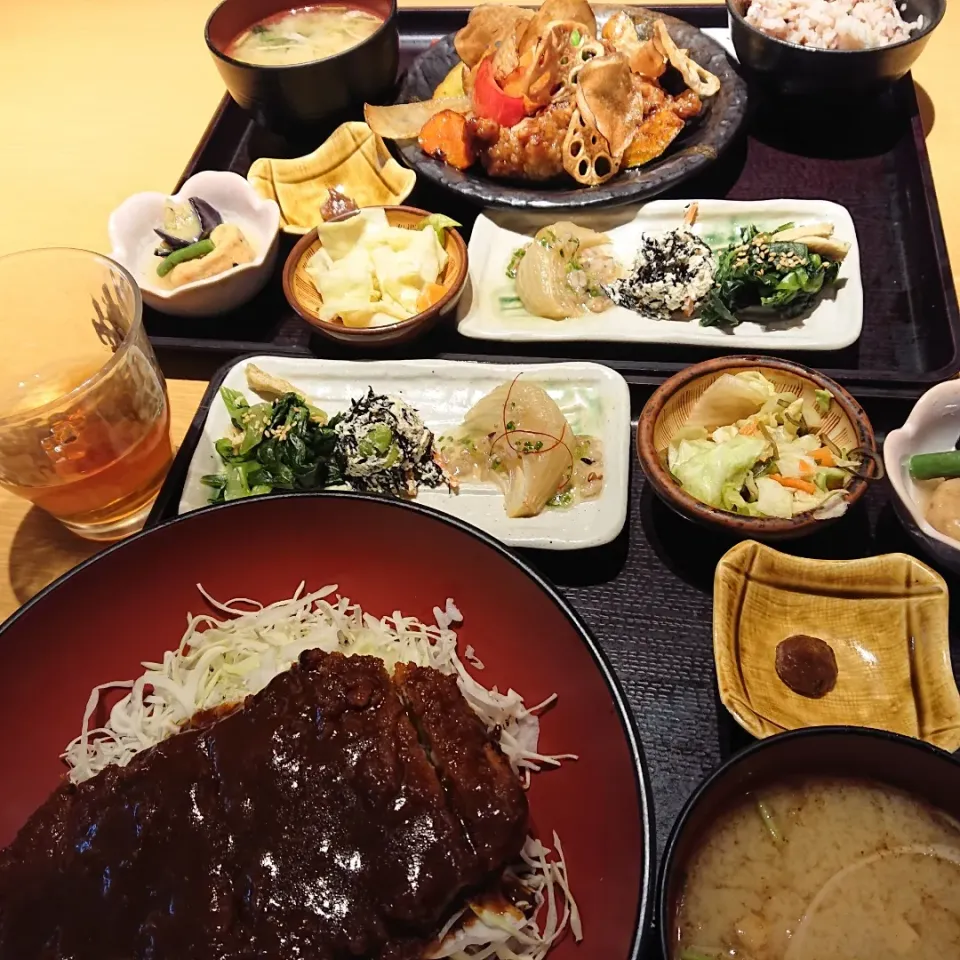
[675,778,960,960]
[227,5,382,66]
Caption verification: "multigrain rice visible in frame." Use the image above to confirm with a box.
[744,0,924,50]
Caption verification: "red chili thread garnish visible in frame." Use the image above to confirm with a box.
[491,373,576,491]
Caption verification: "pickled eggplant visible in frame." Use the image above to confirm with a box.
[189,197,223,237]
[153,197,223,250]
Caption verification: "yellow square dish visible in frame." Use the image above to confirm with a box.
[714,540,960,750]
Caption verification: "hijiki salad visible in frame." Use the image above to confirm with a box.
[202,363,605,519]
[664,371,869,519]
[504,206,851,328]
[63,585,581,960]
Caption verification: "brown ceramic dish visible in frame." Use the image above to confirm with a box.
[714,540,960,751]
[282,205,468,349]
[636,355,877,540]
[205,0,399,135]
[658,727,960,960]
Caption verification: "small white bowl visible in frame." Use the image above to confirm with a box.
[884,379,960,573]
[108,170,281,318]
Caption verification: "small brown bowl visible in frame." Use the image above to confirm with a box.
[282,205,468,349]
[636,356,877,540]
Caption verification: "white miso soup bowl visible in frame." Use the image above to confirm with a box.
[108,170,281,318]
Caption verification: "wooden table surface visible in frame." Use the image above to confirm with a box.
[0,0,954,617]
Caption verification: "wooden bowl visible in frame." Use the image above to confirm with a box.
[282,205,468,349]
[636,356,877,539]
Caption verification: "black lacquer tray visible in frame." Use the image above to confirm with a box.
[149,5,960,397]
[146,358,960,888]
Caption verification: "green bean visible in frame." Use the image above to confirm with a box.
[157,238,214,278]
[908,450,960,481]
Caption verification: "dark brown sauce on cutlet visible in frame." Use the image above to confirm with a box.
[396,663,529,874]
[0,650,527,959]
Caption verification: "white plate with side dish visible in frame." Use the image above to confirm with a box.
[179,356,631,550]
[458,199,862,351]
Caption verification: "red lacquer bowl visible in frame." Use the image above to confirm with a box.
[0,492,653,959]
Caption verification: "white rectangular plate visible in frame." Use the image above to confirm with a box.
[457,199,862,351]
[179,356,631,550]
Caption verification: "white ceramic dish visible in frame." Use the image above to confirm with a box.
[179,356,631,550]
[884,379,960,573]
[108,171,281,318]
[457,199,862,351]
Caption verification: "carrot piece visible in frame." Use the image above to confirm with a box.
[416,281,446,313]
[811,447,836,467]
[418,110,475,171]
[799,459,816,476]
[739,421,758,436]
[770,473,817,494]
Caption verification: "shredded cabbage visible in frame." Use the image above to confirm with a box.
[666,371,859,518]
[63,585,573,785]
[61,585,582,959]
[429,834,582,960]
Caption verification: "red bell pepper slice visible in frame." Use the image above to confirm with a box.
[471,58,527,128]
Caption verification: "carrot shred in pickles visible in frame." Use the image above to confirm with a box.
[771,473,817,494]
[416,282,447,313]
[418,110,476,170]
[811,447,836,467]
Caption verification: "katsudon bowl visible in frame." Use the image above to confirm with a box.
[0,493,653,960]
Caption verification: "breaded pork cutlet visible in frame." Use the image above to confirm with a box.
[0,650,528,959]
[396,663,529,874]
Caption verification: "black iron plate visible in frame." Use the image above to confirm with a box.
[394,8,748,210]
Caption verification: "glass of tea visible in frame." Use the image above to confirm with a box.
[0,249,173,541]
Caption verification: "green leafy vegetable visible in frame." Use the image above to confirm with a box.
[220,387,273,456]
[205,388,339,504]
[756,796,784,844]
[418,213,461,245]
[506,247,526,279]
[670,433,767,507]
[700,224,843,328]
[498,294,526,313]
[814,388,833,415]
